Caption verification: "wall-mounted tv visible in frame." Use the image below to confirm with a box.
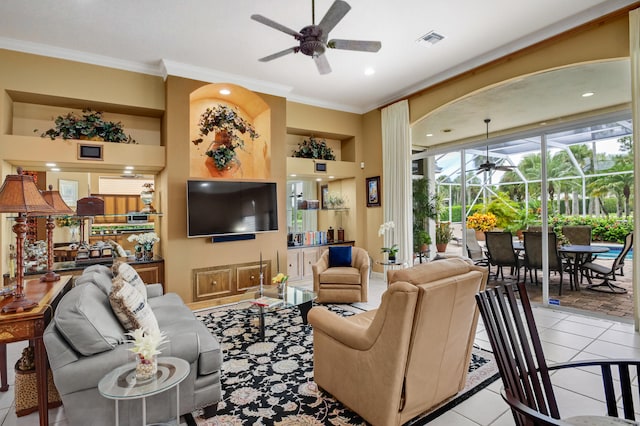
[187,180,279,238]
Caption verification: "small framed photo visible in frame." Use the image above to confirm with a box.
[320,184,329,209]
[366,176,381,207]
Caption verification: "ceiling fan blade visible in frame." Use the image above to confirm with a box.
[258,47,298,62]
[318,0,351,35]
[251,14,302,38]
[495,165,515,172]
[328,39,381,52]
[314,54,331,75]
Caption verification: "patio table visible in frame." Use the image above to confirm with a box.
[559,245,609,291]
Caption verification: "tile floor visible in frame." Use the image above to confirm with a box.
[2,270,639,425]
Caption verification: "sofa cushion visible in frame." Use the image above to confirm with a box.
[109,276,159,334]
[387,257,473,285]
[75,269,114,295]
[329,246,352,267]
[319,267,361,284]
[112,261,147,300]
[55,284,125,356]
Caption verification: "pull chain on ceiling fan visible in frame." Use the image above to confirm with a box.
[251,0,382,75]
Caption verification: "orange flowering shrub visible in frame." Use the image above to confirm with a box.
[466,212,497,232]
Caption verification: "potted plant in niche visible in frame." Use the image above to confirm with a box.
[291,136,336,160]
[435,222,452,253]
[191,104,259,176]
[38,109,136,143]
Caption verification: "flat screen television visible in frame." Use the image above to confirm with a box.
[187,180,279,238]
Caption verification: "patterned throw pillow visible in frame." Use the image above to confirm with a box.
[112,261,147,301]
[109,276,159,334]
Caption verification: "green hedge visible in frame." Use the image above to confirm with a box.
[549,215,633,243]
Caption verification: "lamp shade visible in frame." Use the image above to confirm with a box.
[41,185,74,215]
[0,170,54,214]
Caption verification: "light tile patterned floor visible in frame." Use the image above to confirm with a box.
[3,272,638,425]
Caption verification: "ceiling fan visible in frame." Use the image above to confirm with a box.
[476,118,515,174]
[251,0,382,75]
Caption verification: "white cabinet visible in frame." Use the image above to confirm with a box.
[287,242,354,282]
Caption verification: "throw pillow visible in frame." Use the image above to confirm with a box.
[55,284,125,356]
[109,276,159,334]
[112,261,147,301]
[329,246,352,267]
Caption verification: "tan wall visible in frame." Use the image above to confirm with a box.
[407,11,632,126]
[162,76,288,301]
[362,109,383,271]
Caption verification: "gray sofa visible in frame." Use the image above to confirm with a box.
[43,265,222,426]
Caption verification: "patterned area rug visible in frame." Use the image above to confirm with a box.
[192,302,499,425]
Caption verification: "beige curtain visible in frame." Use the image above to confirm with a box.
[630,8,640,329]
[381,100,412,263]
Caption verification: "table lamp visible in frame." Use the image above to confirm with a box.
[39,184,73,282]
[0,168,54,313]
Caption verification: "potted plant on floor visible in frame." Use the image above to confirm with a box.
[412,177,438,260]
[435,222,452,253]
[466,212,497,241]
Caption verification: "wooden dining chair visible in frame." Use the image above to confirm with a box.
[476,282,640,425]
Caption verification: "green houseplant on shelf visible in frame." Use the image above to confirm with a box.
[38,109,136,143]
[435,222,452,253]
[291,136,336,160]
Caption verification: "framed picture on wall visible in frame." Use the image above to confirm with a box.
[366,176,381,207]
[320,184,329,209]
[59,179,79,208]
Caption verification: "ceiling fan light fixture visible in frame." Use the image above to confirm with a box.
[417,31,444,46]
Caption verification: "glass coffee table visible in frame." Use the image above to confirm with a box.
[248,285,317,340]
[98,356,189,426]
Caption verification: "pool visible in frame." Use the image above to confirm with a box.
[593,246,633,260]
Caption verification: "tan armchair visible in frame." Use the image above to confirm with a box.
[308,258,488,426]
[312,246,369,303]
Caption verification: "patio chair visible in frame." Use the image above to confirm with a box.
[465,228,488,267]
[476,282,640,426]
[523,232,569,295]
[484,231,524,281]
[581,232,633,294]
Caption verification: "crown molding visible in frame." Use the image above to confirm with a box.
[0,37,163,76]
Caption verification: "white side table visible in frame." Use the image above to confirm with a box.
[98,356,189,426]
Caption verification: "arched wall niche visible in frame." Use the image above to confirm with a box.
[189,83,272,179]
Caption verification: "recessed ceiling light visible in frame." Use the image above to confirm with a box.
[316,178,322,182]
[219,89,231,95]
[329,175,335,179]
[125,166,134,170]
[123,170,132,174]
[290,174,297,177]
[582,92,595,97]
[426,133,433,137]
[364,67,375,76]
[51,168,60,172]
[45,163,56,167]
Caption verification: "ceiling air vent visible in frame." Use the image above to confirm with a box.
[417,31,444,46]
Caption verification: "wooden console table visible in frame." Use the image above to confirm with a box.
[0,275,72,426]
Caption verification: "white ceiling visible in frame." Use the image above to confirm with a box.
[0,0,636,117]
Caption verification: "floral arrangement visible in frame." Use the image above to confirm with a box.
[55,215,80,227]
[127,232,160,250]
[292,136,336,160]
[378,221,398,258]
[191,104,259,171]
[466,212,497,232]
[272,272,288,284]
[38,109,136,143]
[127,328,168,360]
